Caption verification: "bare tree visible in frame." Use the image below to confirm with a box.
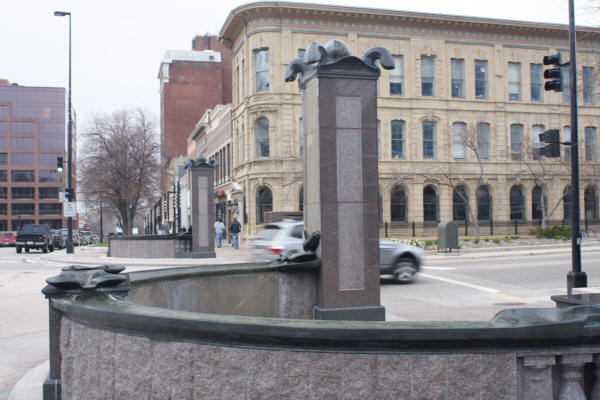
[78,109,160,234]
[412,122,489,239]
[518,134,571,228]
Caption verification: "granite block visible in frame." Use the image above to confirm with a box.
[114,333,152,399]
[447,354,483,400]
[373,354,412,400]
[410,354,446,400]
[336,128,363,203]
[338,202,365,290]
[150,341,195,400]
[335,96,362,129]
[194,345,250,400]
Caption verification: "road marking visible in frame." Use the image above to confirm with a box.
[489,293,527,302]
[419,273,500,293]
[385,310,408,321]
[422,266,456,270]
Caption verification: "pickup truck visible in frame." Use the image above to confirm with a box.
[16,224,54,253]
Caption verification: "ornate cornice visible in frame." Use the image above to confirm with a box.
[220,2,600,49]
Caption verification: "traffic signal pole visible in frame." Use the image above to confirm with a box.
[567,0,586,294]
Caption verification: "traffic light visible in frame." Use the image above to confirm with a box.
[538,129,561,157]
[56,156,64,172]
[543,53,563,92]
[65,188,74,201]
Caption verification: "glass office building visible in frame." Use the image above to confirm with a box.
[0,80,66,231]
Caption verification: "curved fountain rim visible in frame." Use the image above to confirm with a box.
[49,264,600,353]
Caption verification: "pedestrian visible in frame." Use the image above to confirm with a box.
[214,219,226,248]
[229,216,242,249]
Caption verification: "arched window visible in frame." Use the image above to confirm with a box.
[298,186,304,212]
[585,187,598,222]
[423,185,438,222]
[391,185,407,222]
[453,185,469,221]
[378,189,383,224]
[256,186,272,225]
[255,117,269,158]
[477,185,492,221]
[510,186,525,220]
[532,186,547,220]
[564,185,573,222]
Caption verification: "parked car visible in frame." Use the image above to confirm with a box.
[51,230,67,250]
[251,220,423,283]
[0,231,17,247]
[15,224,54,253]
[79,231,95,244]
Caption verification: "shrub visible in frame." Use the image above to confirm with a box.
[424,240,435,247]
[510,235,520,240]
[474,239,480,244]
[464,238,470,242]
[504,236,511,241]
[493,238,501,244]
[484,238,490,242]
[529,226,571,240]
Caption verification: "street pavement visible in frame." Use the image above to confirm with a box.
[5,239,600,400]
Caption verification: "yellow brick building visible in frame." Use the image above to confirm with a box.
[219,2,600,237]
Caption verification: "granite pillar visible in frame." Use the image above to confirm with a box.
[188,161,216,258]
[291,41,394,320]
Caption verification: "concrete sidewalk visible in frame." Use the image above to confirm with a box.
[7,240,600,400]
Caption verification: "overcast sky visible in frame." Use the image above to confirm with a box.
[1,0,597,130]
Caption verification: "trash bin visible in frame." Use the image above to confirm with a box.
[438,221,459,252]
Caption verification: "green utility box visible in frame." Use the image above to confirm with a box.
[438,221,459,252]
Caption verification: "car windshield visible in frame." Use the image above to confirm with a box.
[1,232,12,237]
[256,226,281,241]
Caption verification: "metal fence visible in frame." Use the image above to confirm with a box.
[380,219,600,239]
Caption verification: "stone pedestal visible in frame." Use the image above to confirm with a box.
[188,162,215,258]
[300,45,388,321]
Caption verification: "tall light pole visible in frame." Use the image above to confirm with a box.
[54,10,74,254]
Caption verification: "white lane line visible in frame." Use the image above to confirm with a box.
[421,266,456,270]
[385,310,408,321]
[419,272,500,293]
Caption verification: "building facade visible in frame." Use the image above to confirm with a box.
[219,2,600,237]
[0,80,67,231]
[158,36,232,192]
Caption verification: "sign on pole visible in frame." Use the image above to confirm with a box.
[64,202,77,217]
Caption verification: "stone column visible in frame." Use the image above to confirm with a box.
[558,354,592,400]
[519,355,556,400]
[188,161,216,258]
[288,41,394,321]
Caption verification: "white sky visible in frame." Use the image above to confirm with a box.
[1,0,597,129]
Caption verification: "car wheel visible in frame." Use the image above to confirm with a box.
[50,245,54,252]
[25,248,30,253]
[16,246,22,254]
[43,243,48,253]
[393,258,418,283]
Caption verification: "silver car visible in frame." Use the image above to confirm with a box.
[252,220,422,283]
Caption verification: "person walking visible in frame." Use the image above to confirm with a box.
[214,219,226,248]
[229,216,242,249]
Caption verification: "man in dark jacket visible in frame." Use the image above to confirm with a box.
[229,217,242,249]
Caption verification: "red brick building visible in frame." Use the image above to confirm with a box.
[158,35,231,190]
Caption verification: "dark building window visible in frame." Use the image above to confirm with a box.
[39,219,63,229]
[423,185,438,222]
[255,49,269,92]
[255,117,269,158]
[510,186,525,220]
[421,56,435,96]
[11,203,35,216]
[0,204,6,215]
[423,121,436,159]
[12,219,34,230]
[39,170,61,183]
[11,170,34,182]
[0,187,6,199]
[0,170,6,182]
[39,203,62,215]
[0,220,6,230]
[39,187,59,200]
[530,64,543,102]
[532,186,546,220]
[0,153,7,165]
[564,185,573,222]
[299,186,303,212]
[391,185,407,222]
[453,186,469,221]
[475,60,488,99]
[391,120,405,159]
[477,185,491,221]
[585,187,598,222]
[11,187,34,199]
[256,186,272,225]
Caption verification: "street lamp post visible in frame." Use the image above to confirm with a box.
[54,10,74,254]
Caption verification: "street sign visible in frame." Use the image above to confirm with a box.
[64,202,77,217]
[59,189,67,203]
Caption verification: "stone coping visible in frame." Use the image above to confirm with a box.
[49,263,600,353]
[108,234,191,241]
